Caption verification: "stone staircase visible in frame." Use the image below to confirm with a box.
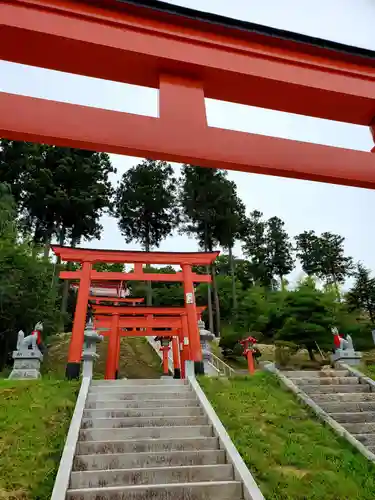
[66,378,244,499]
[284,368,375,454]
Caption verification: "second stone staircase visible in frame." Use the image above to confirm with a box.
[284,368,375,454]
[66,378,244,499]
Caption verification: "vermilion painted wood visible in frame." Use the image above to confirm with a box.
[2,0,375,124]
[89,296,145,303]
[95,316,183,328]
[98,328,180,337]
[52,246,219,265]
[2,92,375,189]
[91,305,206,316]
[61,270,212,283]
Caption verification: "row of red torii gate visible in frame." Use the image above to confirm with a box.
[52,246,218,380]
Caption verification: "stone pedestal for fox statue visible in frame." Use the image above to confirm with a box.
[9,323,44,379]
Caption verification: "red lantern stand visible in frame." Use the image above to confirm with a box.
[240,336,258,375]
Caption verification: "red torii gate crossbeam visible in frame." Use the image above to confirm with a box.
[52,246,218,379]
[1,0,375,187]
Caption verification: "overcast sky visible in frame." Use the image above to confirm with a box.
[1,0,375,283]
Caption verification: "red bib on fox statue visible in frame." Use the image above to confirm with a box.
[31,322,45,353]
[332,327,343,349]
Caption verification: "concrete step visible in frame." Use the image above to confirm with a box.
[81,416,207,429]
[303,384,369,394]
[91,379,187,386]
[282,370,349,378]
[290,377,359,386]
[73,450,226,471]
[320,401,375,413]
[329,411,375,423]
[353,433,375,446]
[83,407,203,419]
[76,437,220,455]
[66,480,243,500]
[87,392,192,402]
[70,463,233,488]
[342,422,375,434]
[311,393,375,403]
[88,385,191,394]
[85,399,198,409]
[79,425,213,441]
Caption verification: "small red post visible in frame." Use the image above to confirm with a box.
[172,336,181,379]
[240,336,257,376]
[160,346,170,375]
[246,349,255,375]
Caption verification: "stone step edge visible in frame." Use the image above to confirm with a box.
[67,480,242,494]
[75,436,220,454]
[84,406,201,412]
[329,411,375,417]
[75,449,222,461]
[80,424,213,432]
[70,463,232,477]
[85,398,198,405]
[82,416,207,425]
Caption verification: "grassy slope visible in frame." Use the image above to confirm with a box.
[200,373,375,500]
[43,333,163,379]
[0,379,78,500]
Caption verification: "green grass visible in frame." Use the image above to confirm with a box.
[0,379,78,500]
[200,373,375,500]
[43,333,163,379]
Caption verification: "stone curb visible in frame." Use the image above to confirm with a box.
[51,377,91,500]
[338,363,375,391]
[263,362,375,463]
[187,367,265,500]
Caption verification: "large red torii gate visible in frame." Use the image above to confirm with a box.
[1,0,375,187]
[52,246,218,379]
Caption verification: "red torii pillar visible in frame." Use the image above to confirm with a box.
[67,261,92,380]
[182,263,203,375]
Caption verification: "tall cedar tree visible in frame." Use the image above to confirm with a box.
[0,140,115,323]
[0,184,61,369]
[266,216,294,287]
[295,230,353,288]
[242,211,293,288]
[214,181,247,314]
[115,159,178,305]
[0,140,115,250]
[347,263,375,324]
[180,165,236,335]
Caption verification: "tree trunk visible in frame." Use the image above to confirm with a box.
[43,232,51,259]
[307,346,316,361]
[203,228,214,334]
[145,240,152,306]
[60,237,76,326]
[228,245,237,317]
[211,263,221,337]
[205,265,214,333]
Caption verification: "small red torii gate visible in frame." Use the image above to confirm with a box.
[92,304,207,379]
[52,246,218,379]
